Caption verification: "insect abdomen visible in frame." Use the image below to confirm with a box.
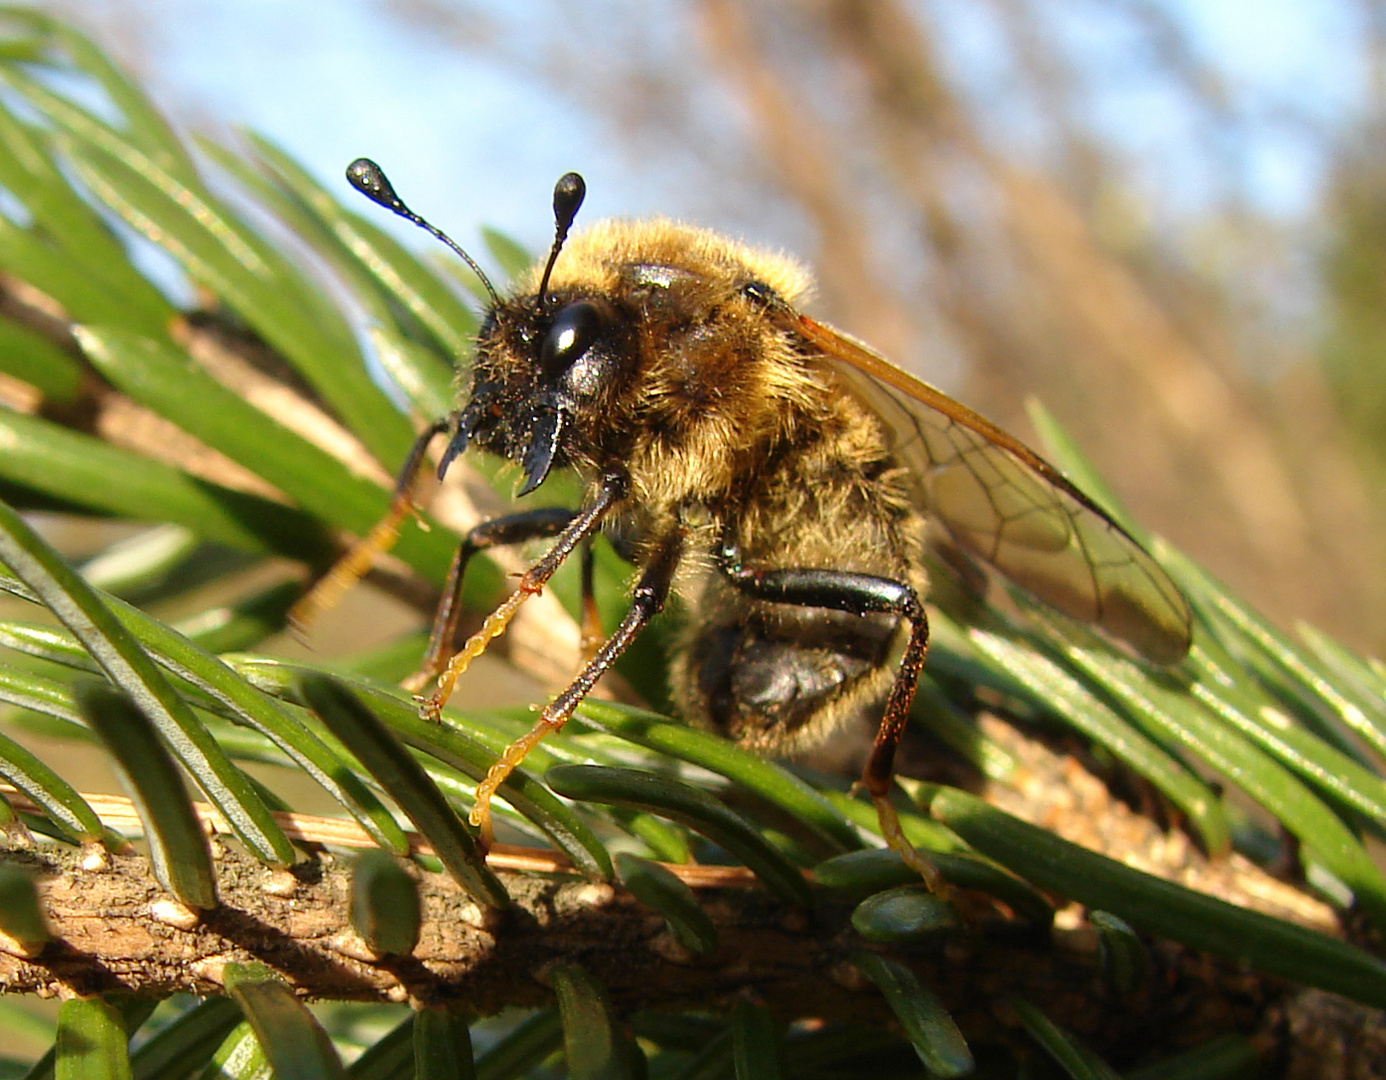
[672,418,925,755]
[680,603,901,753]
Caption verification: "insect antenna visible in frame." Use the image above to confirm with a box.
[536,172,586,305]
[345,157,500,306]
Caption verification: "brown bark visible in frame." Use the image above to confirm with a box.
[0,839,1293,1064]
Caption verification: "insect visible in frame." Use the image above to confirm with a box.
[299,159,1193,882]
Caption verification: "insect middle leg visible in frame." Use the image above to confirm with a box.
[716,537,941,892]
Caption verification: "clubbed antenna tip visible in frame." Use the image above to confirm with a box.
[537,171,587,303]
[344,157,500,306]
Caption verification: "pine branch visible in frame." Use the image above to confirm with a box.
[1,840,1287,1061]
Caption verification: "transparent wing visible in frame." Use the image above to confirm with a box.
[794,314,1192,665]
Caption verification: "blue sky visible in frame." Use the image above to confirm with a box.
[46,1,645,256]
[39,1,1368,259]
[1169,0,1362,213]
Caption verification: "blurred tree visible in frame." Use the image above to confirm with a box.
[1322,143,1386,476]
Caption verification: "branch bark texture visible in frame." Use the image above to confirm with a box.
[1,842,1281,1062]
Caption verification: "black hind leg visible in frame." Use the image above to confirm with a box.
[713,534,942,890]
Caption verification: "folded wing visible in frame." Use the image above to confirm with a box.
[794,314,1192,666]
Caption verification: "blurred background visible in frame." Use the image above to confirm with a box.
[33,0,1386,654]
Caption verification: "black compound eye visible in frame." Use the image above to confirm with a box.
[541,300,608,376]
[740,280,778,307]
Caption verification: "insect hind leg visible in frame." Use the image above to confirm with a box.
[714,537,943,893]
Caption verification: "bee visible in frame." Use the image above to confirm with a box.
[300,159,1193,881]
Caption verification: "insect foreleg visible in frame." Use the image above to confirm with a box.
[470,526,682,848]
[577,538,602,665]
[289,418,452,636]
[419,472,627,719]
[405,507,579,693]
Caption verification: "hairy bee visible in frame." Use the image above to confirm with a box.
[305,160,1193,877]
